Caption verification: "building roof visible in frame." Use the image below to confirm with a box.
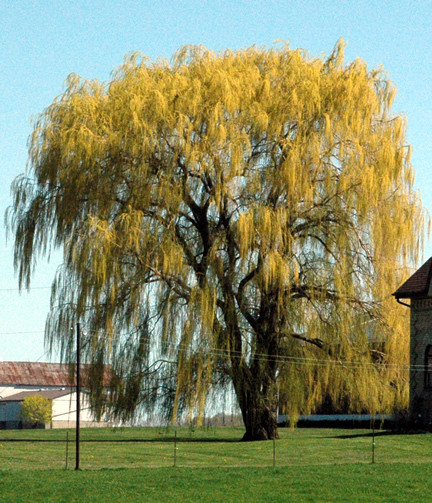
[0,389,71,402]
[0,362,75,387]
[0,361,111,387]
[393,257,432,299]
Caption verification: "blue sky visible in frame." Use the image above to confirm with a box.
[1,0,431,362]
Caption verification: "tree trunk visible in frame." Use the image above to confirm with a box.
[240,398,279,441]
[233,371,279,441]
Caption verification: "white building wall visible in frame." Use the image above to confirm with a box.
[0,391,112,429]
[52,392,107,427]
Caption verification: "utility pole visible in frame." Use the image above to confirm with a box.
[76,322,81,471]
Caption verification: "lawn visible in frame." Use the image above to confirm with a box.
[0,427,431,502]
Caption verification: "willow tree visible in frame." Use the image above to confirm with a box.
[7,41,425,440]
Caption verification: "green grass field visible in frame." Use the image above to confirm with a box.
[0,427,431,502]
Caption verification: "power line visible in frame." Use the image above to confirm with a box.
[0,286,51,292]
[0,331,45,336]
[67,326,420,371]
[36,351,50,362]
[0,325,417,371]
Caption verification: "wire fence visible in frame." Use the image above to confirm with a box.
[0,425,431,471]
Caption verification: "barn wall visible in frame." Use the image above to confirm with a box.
[52,392,107,425]
[0,392,111,429]
[0,401,21,428]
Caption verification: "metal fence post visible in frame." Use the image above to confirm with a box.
[75,322,81,471]
[65,431,69,469]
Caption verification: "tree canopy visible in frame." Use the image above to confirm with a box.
[21,395,53,426]
[7,41,426,440]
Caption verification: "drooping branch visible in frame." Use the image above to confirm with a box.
[289,332,325,349]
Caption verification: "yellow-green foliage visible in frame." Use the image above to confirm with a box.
[21,395,53,425]
[7,40,426,430]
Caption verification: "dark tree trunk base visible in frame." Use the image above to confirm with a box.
[241,428,279,441]
[240,406,280,441]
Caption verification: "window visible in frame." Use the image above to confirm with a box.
[425,345,432,389]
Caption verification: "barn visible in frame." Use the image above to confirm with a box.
[0,361,111,429]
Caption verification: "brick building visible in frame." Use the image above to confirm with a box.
[394,257,432,424]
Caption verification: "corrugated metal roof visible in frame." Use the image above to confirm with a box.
[393,257,432,299]
[0,362,111,387]
[0,389,72,402]
[0,362,75,387]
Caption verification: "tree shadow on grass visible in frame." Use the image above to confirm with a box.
[330,431,393,439]
[0,436,242,443]
[330,429,430,440]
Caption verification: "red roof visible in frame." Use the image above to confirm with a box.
[0,361,111,387]
[0,362,74,387]
[393,257,432,299]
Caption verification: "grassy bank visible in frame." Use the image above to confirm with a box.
[0,464,431,502]
[0,427,431,501]
[0,426,430,470]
